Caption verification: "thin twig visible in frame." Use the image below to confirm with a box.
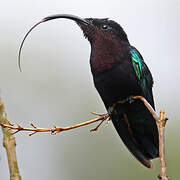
[90,119,105,132]
[133,95,159,121]
[133,96,169,179]
[0,99,21,180]
[0,113,109,136]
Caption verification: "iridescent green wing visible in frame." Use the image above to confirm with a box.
[130,48,153,96]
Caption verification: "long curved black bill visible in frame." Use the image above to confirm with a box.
[18,14,90,72]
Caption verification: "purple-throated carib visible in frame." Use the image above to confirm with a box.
[18,14,159,168]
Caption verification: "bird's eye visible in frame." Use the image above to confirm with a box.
[101,24,109,30]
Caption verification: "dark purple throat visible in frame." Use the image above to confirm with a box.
[90,31,122,74]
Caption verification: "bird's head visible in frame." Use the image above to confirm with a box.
[78,18,129,44]
[18,14,129,70]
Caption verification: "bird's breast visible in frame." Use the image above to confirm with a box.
[92,61,140,106]
[90,38,123,74]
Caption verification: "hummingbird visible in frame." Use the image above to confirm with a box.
[18,14,159,168]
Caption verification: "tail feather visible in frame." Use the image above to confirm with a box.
[111,101,159,168]
[112,113,153,168]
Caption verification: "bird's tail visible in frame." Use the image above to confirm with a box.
[111,100,159,168]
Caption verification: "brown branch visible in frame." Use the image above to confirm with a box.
[0,113,109,136]
[0,99,21,180]
[133,96,169,180]
[157,111,169,180]
[133,95,159,121]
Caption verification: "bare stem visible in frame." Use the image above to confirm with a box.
[0,99,21,180]
[157,111,169,180]
[133,95,159,121]
[133,96,169,179]
[0,113,109,136]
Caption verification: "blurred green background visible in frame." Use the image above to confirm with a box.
[0,0,179,179]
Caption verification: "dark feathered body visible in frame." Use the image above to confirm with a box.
[80,18,159,168]
[92,44,158,168]
[91,43,140,106]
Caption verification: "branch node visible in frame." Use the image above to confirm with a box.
[90,113,109,132]
[91,112,106,117]
[12,130,20,135]
[90,120,104,132]
[7,119,13,126]
[30,123,37,129]
[29,131,37,136]
[158,174,169,180]
[18,125,23,130]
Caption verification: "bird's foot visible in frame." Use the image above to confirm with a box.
[108,106,114,116]
[117,95,135,104]
[126,95,134,104]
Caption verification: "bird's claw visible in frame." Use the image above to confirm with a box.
[108,106,114,116]
[117,95,135,105]
[127,95,134,104]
